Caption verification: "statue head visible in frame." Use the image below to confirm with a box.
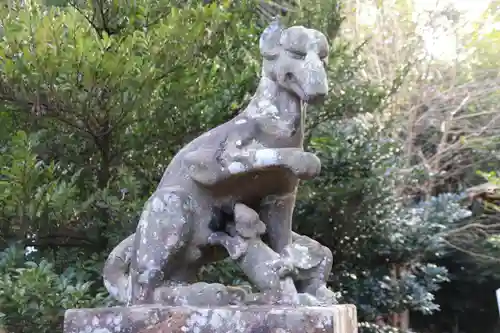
[259,20,329,104]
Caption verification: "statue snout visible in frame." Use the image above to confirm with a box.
[303,74,328,104]
[302,55,328,104]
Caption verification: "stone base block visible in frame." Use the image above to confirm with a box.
[64,304,357,333]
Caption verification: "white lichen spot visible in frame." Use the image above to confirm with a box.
[235,140,242,147]
[166,234,179,247]
[255,148,279,167]
[112,314,123,331]
[241,150,251,157]
[235,119,247,125]
[103,280,119,299]
[208,312,225,329]
[314,315,332,329]
[228,162,246,174]
[139,219,149,231]
[294,244,309,255]
[261,104,280,119]
[269,308,286,315]
[151,197,165,212]
[232,311,245,331]
[92,316,100,327]
[146,312,160,326]
[186,311,209,331]
[257,100,272,109]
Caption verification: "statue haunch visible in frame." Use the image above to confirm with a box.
[103,20,336,306]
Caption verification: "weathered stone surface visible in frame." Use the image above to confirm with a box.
[103,18,335,307]
[64,304,357,333]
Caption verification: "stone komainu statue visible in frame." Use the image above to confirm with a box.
[103,19,338,307]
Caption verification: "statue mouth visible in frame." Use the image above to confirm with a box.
[284,74,306,101]
[284,74,326,104]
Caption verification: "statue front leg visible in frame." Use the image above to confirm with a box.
[129,188,195,305]
[184,147,321,187]
[258,191,297,254]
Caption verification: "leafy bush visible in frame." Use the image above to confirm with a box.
[0,246,108,333]
[338,191,471,324]
[0,0,263,331]
[359,322,416,333]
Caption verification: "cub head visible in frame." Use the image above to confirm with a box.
[259,20,329,104]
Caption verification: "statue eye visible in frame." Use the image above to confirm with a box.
[287,50,306,60]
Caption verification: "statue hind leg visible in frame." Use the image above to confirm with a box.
[287,232,338,304]
[129,187,194,305]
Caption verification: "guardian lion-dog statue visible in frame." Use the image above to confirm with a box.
[103,20,338,306]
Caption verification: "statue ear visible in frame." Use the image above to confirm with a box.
[259,18,284,59]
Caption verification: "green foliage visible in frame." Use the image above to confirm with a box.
[488,234,500,247]
[379,193,472,262]
[294,109,472,324]
[0,130,86,247]
[0,0,264,330]
[424,170,500,333]
[198,258,250,289]
[296,117,400,270]
[0,0,262,248]
[463,0,500,73]
[337,193,471,321]
[0,245,108,333]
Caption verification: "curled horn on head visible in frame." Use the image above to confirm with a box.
[259,18,284,59]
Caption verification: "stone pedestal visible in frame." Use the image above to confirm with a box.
[64,304,357,333]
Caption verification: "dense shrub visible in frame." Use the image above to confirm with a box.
[0,245,109,333]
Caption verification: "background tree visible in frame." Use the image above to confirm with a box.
[335,1,500,332]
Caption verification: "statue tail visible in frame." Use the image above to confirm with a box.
[103,233,135,304]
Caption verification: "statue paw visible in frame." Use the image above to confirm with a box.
[314,285,340,305]
[297,293,322,306]
[289,151,321,180]
[244,292,272,305]
[281,235,327,271]
[208,232,248,260]
[299,152,322,179]
[226,285,251,304]
[188,167,219,186]
[271,257,298,278]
